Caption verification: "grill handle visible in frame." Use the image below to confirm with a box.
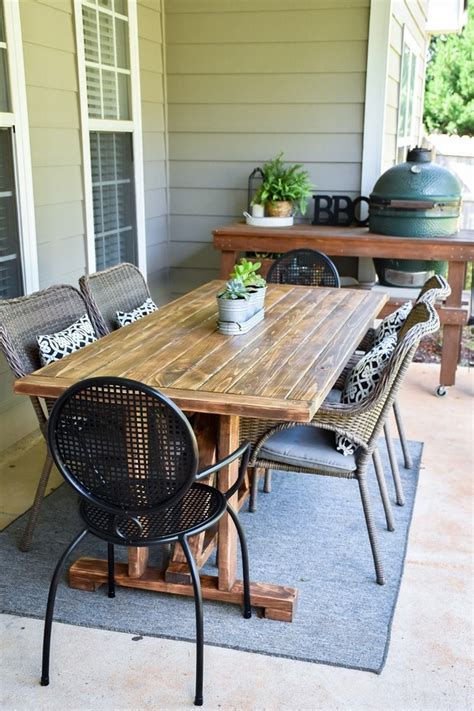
[370,197,437,209]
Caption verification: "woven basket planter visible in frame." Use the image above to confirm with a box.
[266,200,293,217]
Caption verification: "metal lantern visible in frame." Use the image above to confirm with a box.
[247,167,264,211]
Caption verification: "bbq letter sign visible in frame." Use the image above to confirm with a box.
[312,195,370,227]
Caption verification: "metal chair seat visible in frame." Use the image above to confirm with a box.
[81,483,226,545]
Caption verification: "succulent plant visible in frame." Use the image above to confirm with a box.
[218,278,250,300]
[229,258,266,288]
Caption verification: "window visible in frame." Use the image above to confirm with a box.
[76,0,145,274]
[396,29,419,163]
[0,0,37,299]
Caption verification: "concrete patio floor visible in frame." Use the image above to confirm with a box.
[1,362,472,710]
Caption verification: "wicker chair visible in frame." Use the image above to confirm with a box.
[41,377,251,707]
[266,248,341,287]
[353,274,451,504]
[79,262,152,337]
[240,301,440,585]
[0,284,96,551]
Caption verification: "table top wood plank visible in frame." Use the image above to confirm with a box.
[289,290,386,402]
[186,287,328,395]
[40,283,219,381]
[153,285,291,388]
[235,289,367,399]
[14,282,388,422]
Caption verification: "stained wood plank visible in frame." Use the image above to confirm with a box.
[69,558,298,619]
[173,287,324,392]
[14,281,388,421]
[229,290,359,397]
[213,224,474,262]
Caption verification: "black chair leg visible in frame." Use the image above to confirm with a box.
[107,543,115,598]
[226,504,252,619]
[180,536,204,707]
[41,529,89,686]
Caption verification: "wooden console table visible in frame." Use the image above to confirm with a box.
[213,223,474,393]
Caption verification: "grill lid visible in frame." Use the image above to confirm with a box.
[370,147,462,206]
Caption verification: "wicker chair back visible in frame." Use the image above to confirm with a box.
[79,263,151,337]
[0,284,91,380]
[266,248,341,288]
[416,274,451,305]
[48,377,199,515]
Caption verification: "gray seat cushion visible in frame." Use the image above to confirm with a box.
[325,388,342,404]
[259,425,357,474]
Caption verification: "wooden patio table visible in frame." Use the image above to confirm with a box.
[14,280,387,621]
[213,223,474,392]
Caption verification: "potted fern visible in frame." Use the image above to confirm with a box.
[253,152,315,217]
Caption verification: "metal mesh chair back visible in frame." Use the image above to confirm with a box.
[416,274,451,305]
[48,377,199,515]
[266,249,341,287]
[79,263,152,337]
[0,284,92,380]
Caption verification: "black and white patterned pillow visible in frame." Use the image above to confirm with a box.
[37,314,97,366]
[116,297,158,327]
[336,333,397,455]
[373,301,411,346]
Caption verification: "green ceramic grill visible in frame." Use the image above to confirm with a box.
[369,147,462,287]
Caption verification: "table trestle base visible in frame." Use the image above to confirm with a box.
[68,558,298,622]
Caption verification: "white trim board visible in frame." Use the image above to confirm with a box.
[1,0,39,294]
[74,0,147,277]
[359,0,392,284]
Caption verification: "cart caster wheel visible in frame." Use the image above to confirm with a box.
[436,386,447,397]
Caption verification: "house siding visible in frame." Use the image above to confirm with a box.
[165,0,370,297]
[0,0,168,451]
[382,0,429,171]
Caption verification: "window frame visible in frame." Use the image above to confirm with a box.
[75,0,146,275]
[0,0,38,296]
[396,26,420,161]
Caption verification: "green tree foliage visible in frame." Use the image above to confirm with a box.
[424,7,474,136]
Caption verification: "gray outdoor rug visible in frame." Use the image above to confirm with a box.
[0,439,422,674]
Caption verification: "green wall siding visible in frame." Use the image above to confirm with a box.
[165,0,370,297]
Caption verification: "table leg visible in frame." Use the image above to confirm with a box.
[220,250,238,279]
[217,414,239,591]
[128,548,149,578]
[440,261,466,387]
[165,414,218,584]
[68,413,298,620]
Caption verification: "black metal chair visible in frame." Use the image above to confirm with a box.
[41,377,251,707]
[266,248,341,288]
[79,263,153,337]
[249,248,341,511]
[0,284,97,551]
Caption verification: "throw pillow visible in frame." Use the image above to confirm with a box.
[373,301,411,346]
[37,314,97,366]
[116,297,158,327]
[335,333,397,455]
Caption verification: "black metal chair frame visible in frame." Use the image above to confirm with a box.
[266,248,341,288]
[41,377,251,707]
[251,248,341,510]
